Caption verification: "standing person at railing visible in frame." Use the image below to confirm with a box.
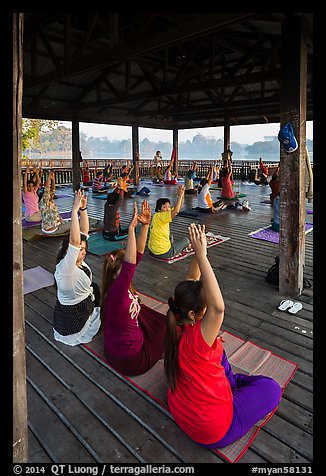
[153,150,163,168]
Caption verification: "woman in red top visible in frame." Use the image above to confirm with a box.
[221,160,235,199]
[164,223,281,447]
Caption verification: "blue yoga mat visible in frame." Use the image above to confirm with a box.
[87,231,127,256]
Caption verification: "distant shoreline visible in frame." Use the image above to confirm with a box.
[26,153,313,163]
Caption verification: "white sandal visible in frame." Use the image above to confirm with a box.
[278,299,294,311]
[288,302,303,314]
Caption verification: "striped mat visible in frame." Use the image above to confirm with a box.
[84,292,298,463]
[148,233,230,264]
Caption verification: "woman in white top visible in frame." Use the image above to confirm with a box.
[53,190,101,345]
[197,167,225,214]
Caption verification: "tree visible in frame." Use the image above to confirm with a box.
[22,118,59,154]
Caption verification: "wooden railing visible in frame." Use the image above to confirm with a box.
[21,159,283,186]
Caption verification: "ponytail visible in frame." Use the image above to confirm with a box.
[164,309,181,393]
[164,281,206,393]
[100,249,138,326]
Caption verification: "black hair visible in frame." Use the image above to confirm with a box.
[106,190,120,205]
[197,178,208,194]
[155,198,170,212]
[56,234,88,264]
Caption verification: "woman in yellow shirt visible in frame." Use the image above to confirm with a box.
[148,185,189,259]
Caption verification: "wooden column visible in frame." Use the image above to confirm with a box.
[221,118,232,165]
[279,14,307,297]
[223,118,231,153]
[72,120,81,190]
[172,128,178,175]
[132,125,139,186]
[13,12,28,463]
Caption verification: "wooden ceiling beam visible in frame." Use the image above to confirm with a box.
[24,12,259,90]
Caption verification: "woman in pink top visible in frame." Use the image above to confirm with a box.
[22,166,42,222]
[101,199,166,376]
[164,223,281,447]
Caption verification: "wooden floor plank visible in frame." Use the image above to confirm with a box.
[22,179,313,464]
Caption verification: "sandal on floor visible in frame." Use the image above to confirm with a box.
[278,299,294,311]
[288,302,303,314]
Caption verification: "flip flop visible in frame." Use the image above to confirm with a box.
[288,302,303,314]
[278,299,294,311]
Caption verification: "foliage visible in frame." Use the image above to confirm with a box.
[22,119,59,153]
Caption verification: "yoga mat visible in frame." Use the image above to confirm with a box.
[87,225,141,256]
[214,193,247,200]
[24,266,54,294]
[22,217,101,242]
[84,292,298,464]
[148,233,230,264]
[306,209,313,215]
[249,223,313,244]
[178,210,199,219]
[92,194,109,200]
[54,194,72,199]
[22,211,71,228]
[87,231,127,256]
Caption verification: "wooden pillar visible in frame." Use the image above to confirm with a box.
[279,14,307,297]
[132,125,139,186]
[223,118,231,153]
[72,120,81,190]
[172,128,178,175]
[13,12,28,463]
[221,118,232,163]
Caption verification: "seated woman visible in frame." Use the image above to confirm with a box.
[269,167,280,206]
[153,164,164,183]
[101,200,166,376]
[163,156,177,184]
[102,178,129,241]
[22,166,42,222]
[197,169,225,213]
[82,160,92,186]
[102,162,113,182]
[92,171,106,193]
[220,160,236,199]
[53,190,101,346]
[164,223,282,449]
[39,171,70,234]
[148,185,190,259]
[184,162,198,194]
[258,157,269,185]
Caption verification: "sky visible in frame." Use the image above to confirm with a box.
[59,121,313,145]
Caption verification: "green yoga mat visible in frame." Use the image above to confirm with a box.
[87,225,141,256]
[87,231,127,256]
[215,193,247,200]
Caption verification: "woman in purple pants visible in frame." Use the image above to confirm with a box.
[164,223,282,448]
